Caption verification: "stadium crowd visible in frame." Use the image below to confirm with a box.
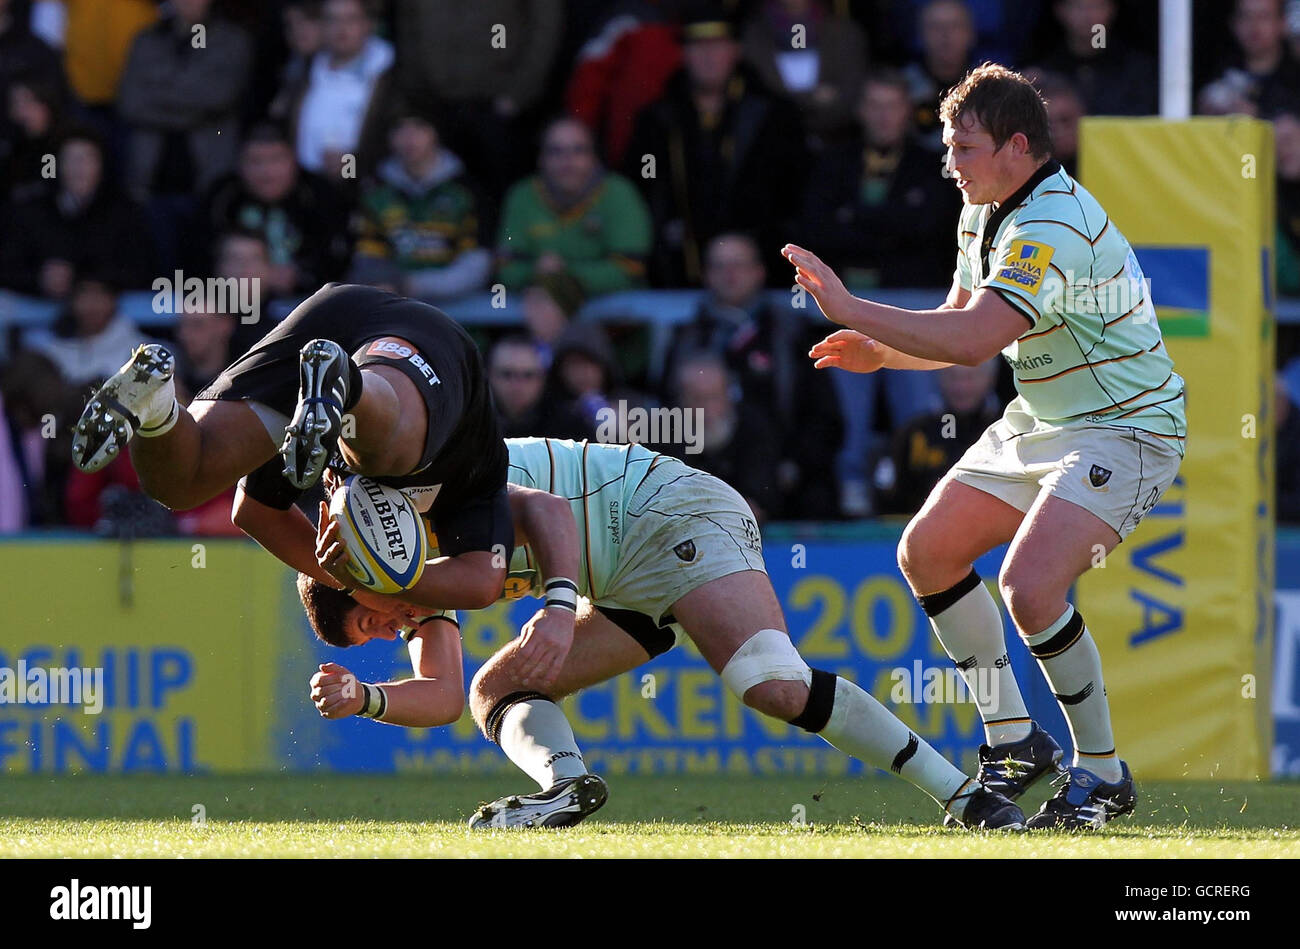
[0,0,1298,534]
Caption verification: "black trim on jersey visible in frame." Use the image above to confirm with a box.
[979,159,1062,280]
[991,287,1039,328]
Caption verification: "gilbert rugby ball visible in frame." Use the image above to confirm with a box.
[329,475,427,594]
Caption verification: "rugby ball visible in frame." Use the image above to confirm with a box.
[328,475,427,594]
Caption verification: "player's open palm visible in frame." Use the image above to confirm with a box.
[311,662,364,718]
[315,500,356,590]
[809,329,888,374]
[783,243,854,325]
[516,607,574,692]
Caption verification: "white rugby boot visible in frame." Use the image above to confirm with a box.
[72,343,178,473]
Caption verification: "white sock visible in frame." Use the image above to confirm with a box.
[817,676,978,819]
[136,375,180,437]
[919,570,1031,745]
[496,698,588,790]
[1023,606,1122,782]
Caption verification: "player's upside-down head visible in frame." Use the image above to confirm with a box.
[296,574,421,648]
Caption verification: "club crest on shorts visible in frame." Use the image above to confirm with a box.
[1087,464,1113,488]
[673,540,697,563]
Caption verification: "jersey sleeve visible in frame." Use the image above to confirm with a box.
[238,456,305,511]
[979,216,1090,328]
[400,610,458,641]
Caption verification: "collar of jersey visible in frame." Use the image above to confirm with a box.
[979,158,1063,279]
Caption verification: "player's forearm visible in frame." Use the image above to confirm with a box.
[841,298,983,367]
[364,677,464,728]
[234,493,344,589]
[401,551,504,610]
[511,489,581,585]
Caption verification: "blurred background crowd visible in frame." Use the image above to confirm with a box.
[0,0,1298,536]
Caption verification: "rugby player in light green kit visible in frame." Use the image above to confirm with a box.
[299,437,1027,830]
[788,63,1186,828]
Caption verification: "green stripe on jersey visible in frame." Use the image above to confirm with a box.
[954,164,1187,451]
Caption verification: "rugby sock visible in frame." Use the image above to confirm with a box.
[808,674,976,820]
[1023,606,1122,782]
[490,694,588,790]
[136,377,180,438]
[917,570,1032,745]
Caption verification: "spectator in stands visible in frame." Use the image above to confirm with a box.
[1030,0,1157,116]
[118,0,251,271]
[800,69,963,289]
[201,122,349,300]
[497,116,652,296]
[872,359,1001,515]
[22,270,162,387]
[0,349,78,529]
[268,0,324,121]
[549,322,657,443]
[58,0,157,118]
[173,305,237,401]
[1279,376,1300,523]
[1200,0,1300,118]
[1274,112,1300,295]
[0,127,153,298]
[566,1,682,167]
[392,0,563,197]
[488,335,587,440]
[282,0,394,182]
[902,0,977,150]
[1030,70,1085,178]
[663,232,842,518]
[670,351,782,522]
[523,271,586,369]
[880,0,1045,71]
[209,228,284,348]
[2,71,64,206]
[624,6,808,286]
[741,0,869,144]
[0,0,62,170]
[350,108,491,302]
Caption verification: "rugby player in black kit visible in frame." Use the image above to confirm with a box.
[71,283,511,608]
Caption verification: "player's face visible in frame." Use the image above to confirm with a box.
[942,116,1011,205]
[345,601,424,646]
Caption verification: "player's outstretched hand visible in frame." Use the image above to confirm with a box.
[783,243,855,326]
[516,606,575,692]
[315,500,357,590]
[310,661,364,718]
[809,329,888,373]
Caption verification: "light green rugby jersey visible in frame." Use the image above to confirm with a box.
[426,437,661,602]
[955,160,1187,454]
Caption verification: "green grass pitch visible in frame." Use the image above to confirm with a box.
[1,774,1295,858]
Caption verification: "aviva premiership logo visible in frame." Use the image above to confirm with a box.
[993,240,1054,295]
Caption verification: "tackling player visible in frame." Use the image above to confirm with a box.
[71,283,512,609]
[787,63,1186,828]
[301,437,1027,831]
